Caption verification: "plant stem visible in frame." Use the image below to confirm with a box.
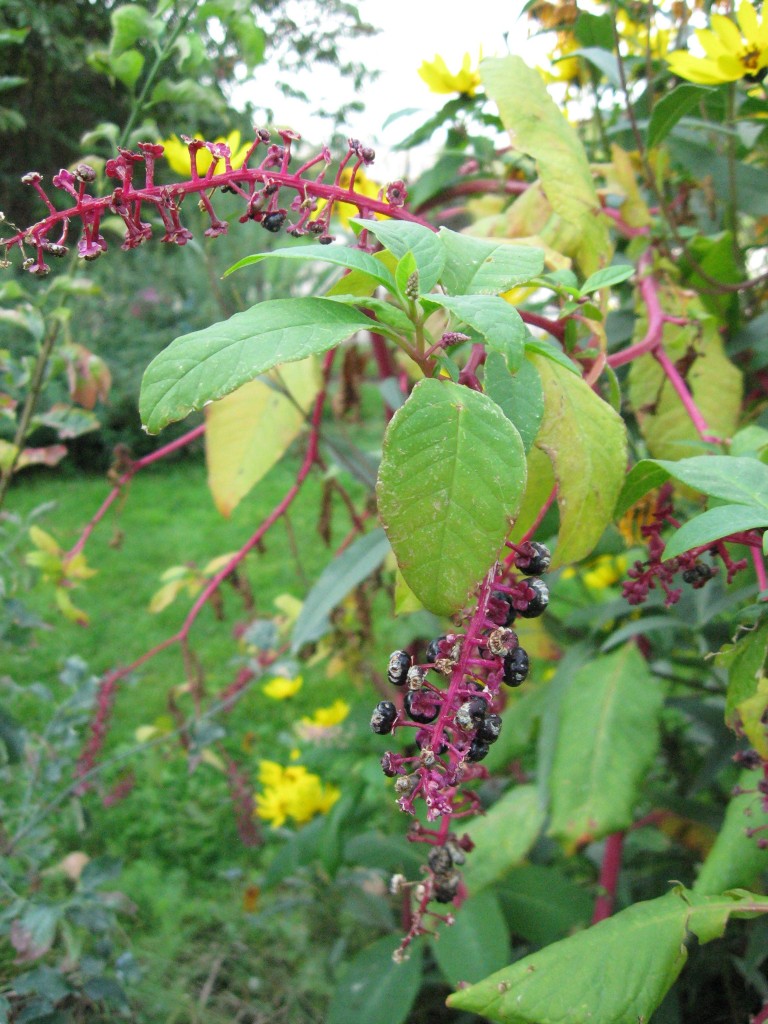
[591,830,625,924]
[0,319,60,509]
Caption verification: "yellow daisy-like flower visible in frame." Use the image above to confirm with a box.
[300,699,350,730]
[582,554,628,591]
[667,1,768,83]
[255,760,340,827]
[262,674,303,700]
[617,13,671,60]
[418,52,481,97]
[161,130,251,177]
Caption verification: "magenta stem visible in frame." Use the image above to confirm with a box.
[591,830,625,924]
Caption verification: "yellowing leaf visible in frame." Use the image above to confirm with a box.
[55,587,89,626]
[205,357,320,516]
[29,526,62,556]
[148,578,189,614]
[531,354,627,566]
[481,55,612,274]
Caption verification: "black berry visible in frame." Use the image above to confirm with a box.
[455,698,487,730]
[489,590,515,626]
[432,870,461,903]
[682,562,714,587]
[518,578,549,618]
[404,690,440,724]
[262,210,287,232]
[503,647,529,686]
[516,541,552,576]
[477,713,502,744]
[387,650,410,686]
[428,846,453,874]
[467,737,490,762]
[426,636,446,664]
[370,701,397,734]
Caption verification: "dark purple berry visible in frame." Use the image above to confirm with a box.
[262,210,287,232]
[682,562,714,587]
[518,578,549,618]
[477,713,502,744]
[426,636,446,664]
[371,701,397,734]
[380,751,398,776]
[387,650,411,686]
[467,737,490,762]
[455,698,487,730]
[428,846,454,874]
[733,749,762,770]
[404,689,440,724]
[503,647,529,687]
[432,870,461,903]
[516,541,552,576]
[489,590,515,626]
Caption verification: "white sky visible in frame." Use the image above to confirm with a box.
[236,0,548,179]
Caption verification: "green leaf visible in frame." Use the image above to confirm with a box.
[548,644,664,848]
[376,379,526,616]
[580,264,634,295]
[431,891,511,987]
[462,785,546,894]
[109,48,144,89]
[481,56,611,275]
[225,244,397,293]
[498,865,593,946]
[438,229,545,296]
[662,504,768,561]
[570,46,623,88]
[447,888,768,1024]
[110,4,161,55]
[617,454,768,519]
[721,619,768,732]
[531,354,627,567]
[524,337,580,375]
[354,220,445,293]
[326,935,423,1024]
[428,295,526,371]
[327,295,414,336]
[694,769,768,895]
[140,298,371,433]
[291,529,391,650]
[483,352,544,452]
[648,84,714,149]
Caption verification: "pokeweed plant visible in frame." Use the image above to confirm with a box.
[5,9,768,1022]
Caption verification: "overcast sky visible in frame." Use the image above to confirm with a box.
[237,0,547,179]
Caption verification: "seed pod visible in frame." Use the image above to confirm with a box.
[370,700,397,734]
[487,627,518,656]
[387,650,410,686]
[406,665,425,691]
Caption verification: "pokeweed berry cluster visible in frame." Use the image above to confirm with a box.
[0,130,414,275]
[370,541,551,957]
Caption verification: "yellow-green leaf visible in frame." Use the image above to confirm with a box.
[480,55,611,275]
[531,354,627,566]
[205,358,320,516]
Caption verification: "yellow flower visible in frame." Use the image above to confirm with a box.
[539,32,590,86]
[255,761,340,827]
[583,554,628,590]
[617,13,671,60]
[161,130,251,177]
[667,1,768,83]
[418,52,481,97]
[300,699,350,729]
[316,167,383,229]
[262,674,303,700]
